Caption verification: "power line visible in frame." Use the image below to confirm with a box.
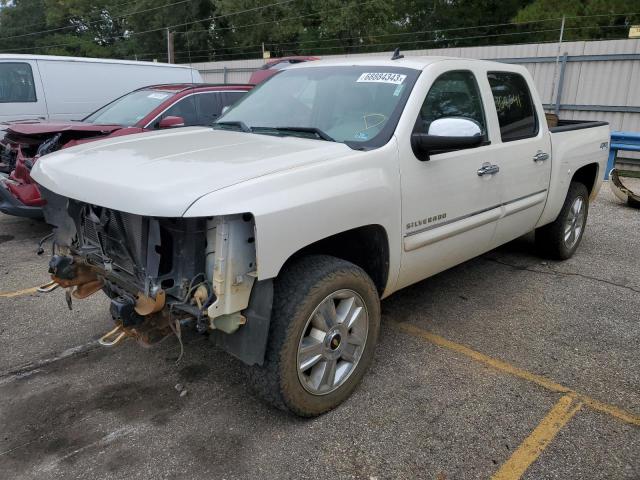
[145,0,298,35]
[172,0,378,36]
[139,17,559,57]
[165,23,622,63]
[0,0,194,41]
[264,11,640,48]
[130,0,385,57]
[0,0,297,51]
[123,0,403,59]
[0,0,357,53]
[128,12,640,62]
[275,24,633,56]
[3,7,638,57]
[0,0,144,35]
[263,17,564,48]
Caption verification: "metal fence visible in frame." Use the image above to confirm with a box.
[191,38,640,133]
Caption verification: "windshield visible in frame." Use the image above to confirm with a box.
[217,65,420,148]
[83,89,174,126]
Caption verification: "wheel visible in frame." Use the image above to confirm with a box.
[535,181,589,260]
[249,255,380,417]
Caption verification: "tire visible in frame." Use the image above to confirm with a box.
[249,255,380,417]
[628,196,640,209]
[535,181,589,260]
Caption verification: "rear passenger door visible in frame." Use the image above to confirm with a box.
[485,71,552,247]
[0,61,47,122]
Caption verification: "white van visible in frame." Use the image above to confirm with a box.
[0,54,203,123]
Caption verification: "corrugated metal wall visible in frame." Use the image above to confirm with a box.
[190,38,640,131]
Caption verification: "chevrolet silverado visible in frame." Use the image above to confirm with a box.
[31,55,609,416]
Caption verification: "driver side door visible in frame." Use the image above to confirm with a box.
[396,66,502,290]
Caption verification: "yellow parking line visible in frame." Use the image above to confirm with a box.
[391,321,640,426]
[491,395,582,480]
[0,286,39,298]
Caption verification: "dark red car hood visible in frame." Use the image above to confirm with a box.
[5,121,122,137]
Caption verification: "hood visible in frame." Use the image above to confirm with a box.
[5,121,122,137]
[32,126,353,217]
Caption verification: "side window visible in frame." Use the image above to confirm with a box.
[416,70,486,137]
[487,72,538,142]
[155,95,198,128]
[221,91,246,109]
[194,92,223,125]
[0,62,37,103]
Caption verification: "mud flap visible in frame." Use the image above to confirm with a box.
[210,279,273,366]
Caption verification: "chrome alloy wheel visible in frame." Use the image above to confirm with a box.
[297,289,369,395]
[564,196,586,249]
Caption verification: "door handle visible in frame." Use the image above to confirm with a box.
[477,162,500,176]
[533,151,549,162]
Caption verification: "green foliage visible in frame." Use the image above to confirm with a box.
[515,0,640,41]
[0,0,637,62]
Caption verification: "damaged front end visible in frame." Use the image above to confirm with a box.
[42,188,272,365]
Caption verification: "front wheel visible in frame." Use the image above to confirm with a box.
[535,181,589,260]
[249,255,380,417]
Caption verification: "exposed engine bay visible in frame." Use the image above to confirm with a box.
[0,124,121,174]
[1,131,66,173]
[41,187,272,365]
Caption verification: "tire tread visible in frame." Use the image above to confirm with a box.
[535,181,589,260]
[248,255,379,416]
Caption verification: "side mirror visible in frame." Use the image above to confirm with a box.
[158,116,185,129]
[411,117,484,160]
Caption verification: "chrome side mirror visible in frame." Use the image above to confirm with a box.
[411,117,484,161]
[428,117,482,137]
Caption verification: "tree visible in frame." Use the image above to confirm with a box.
[515,0,640,41]
[1,0,637,62]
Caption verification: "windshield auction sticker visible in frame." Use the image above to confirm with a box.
[356,73,407,84]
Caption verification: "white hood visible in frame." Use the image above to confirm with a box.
[32,127,353,217]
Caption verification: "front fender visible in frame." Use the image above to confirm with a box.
[183,140,402,294]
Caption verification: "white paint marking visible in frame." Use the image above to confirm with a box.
[38,427,134,473]
[0,341,98,385]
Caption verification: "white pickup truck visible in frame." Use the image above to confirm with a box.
[32,55,609,416]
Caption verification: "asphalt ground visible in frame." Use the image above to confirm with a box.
[0,186,638,480]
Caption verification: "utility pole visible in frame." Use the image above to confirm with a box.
[550,15,566,106]
[166,28,175,63]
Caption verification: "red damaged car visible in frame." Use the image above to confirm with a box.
[0,83,252,218]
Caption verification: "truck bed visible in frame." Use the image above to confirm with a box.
[549,119,609,133]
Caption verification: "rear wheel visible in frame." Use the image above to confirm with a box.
[249,255,380,417]
[535,181,589,260]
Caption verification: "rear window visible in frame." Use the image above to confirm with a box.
[0,62,37,103]
[487,72,538,142]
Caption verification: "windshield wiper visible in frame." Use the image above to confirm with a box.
[212,121,252,133]
[253,126,335,142]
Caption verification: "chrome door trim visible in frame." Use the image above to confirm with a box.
[404,207,501,252]
[403,189,547,251]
